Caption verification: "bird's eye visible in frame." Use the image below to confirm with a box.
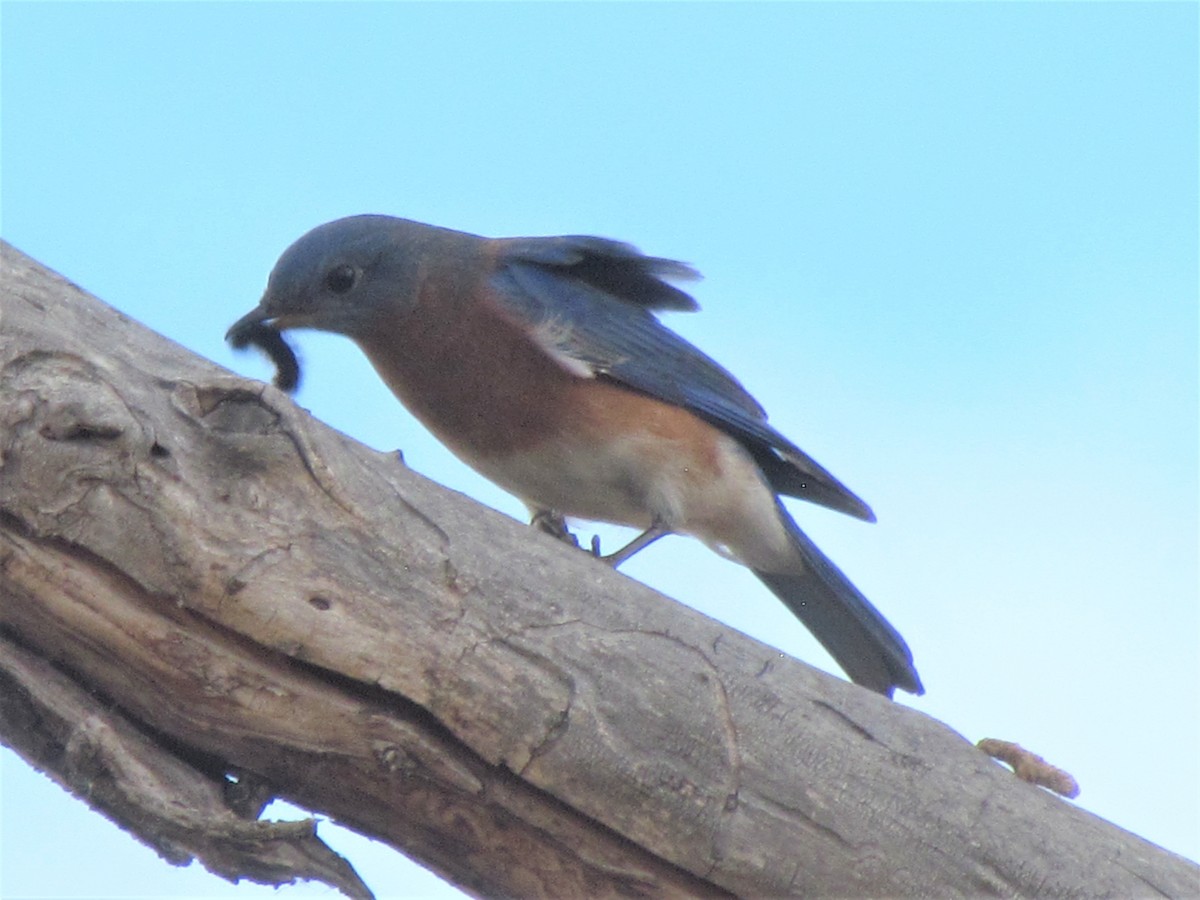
[325,264,357,294]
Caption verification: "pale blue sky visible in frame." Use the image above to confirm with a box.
[2,3,1196,898]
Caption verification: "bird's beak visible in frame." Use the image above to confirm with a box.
[225,304,273,345]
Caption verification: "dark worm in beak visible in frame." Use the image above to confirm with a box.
[227,316,301,393]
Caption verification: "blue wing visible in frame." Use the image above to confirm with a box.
[491,237,875,522]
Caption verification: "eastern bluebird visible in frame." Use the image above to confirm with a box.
[227,215,923,697]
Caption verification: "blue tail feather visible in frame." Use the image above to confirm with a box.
[755,503,922,697]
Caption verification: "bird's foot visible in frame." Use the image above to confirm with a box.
[530,510,579,549]
[530,512,672,569]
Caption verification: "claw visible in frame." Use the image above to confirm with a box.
[530,509,579,548]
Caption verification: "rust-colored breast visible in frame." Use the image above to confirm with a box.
[355,277,583,459]
[352,258,727,486]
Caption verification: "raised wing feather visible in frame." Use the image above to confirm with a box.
[496,236,701,312]
[491,238,875,521]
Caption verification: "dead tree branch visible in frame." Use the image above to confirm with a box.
[2,241,1196,897]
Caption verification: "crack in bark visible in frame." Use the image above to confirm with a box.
[6,240,1198,899]
[0,629,375,899]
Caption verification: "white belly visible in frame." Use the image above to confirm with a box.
[467,429,798,573]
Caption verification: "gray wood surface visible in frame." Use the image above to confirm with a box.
[3,241,1196,898]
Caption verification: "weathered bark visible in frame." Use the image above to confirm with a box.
[1,240,1196,898]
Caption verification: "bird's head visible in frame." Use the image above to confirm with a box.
[227,214,443,343]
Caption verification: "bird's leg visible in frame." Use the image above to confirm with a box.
[529,509,579,549]
[599,521,673,568]
[531,510,671,568]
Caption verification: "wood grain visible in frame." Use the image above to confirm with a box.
[2,240,1195,897]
